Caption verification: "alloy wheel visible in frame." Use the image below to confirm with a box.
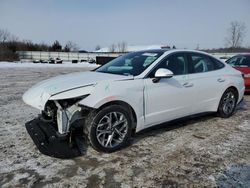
[222,91,236,115]
[96,112,128,148]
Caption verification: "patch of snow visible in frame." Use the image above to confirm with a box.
[0,61,100,69]
[95,44,167,52]
[208,175,215,182]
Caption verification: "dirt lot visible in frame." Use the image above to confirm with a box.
[0,67,250,188]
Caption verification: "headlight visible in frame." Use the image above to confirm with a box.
[57,94,90,108]
[50,84,95,100]
[244,73,250,78]
[42,101,57,121]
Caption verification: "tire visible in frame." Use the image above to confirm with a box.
[217,88,237,118]
[84,105,132,152]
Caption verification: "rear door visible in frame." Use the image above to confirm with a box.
[186,52,227,113]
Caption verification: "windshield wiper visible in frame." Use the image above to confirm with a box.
[96,71,127,76]
[123,73,131,76]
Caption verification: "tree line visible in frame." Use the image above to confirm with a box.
[0,21,249,61]
[0,29,79,61]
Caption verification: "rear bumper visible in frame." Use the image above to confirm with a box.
[244,77,250,92]
[245,87,250,92]
[25,117,85,158]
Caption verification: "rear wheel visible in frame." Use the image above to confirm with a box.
[84,105,132,152]
[217,88,237,118]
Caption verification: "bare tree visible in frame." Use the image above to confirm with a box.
[65,41,79,52]
[195,44,199,50]
[51,40,62,51]
[9,34,19,42]
[225,21,246,48]
[121,42,127,52]
[95,45,101,51]
[117,41,127,52]
[0,29,11,43]
[64,44,70,52]
[117,42,122,52]
[109,43,116,52]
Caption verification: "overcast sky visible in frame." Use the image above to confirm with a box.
[0,0,250,50]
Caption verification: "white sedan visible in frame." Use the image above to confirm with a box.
[23,49,245,154]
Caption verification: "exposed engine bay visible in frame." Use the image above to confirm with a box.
[25,100,91,158]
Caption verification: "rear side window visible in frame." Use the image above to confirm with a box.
[188,53,224,73]
[210,57,225,69]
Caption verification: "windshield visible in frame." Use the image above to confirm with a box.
[95,51,163,76]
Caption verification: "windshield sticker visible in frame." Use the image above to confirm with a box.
[142,53,158,57]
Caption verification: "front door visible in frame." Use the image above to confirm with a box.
[144,52,194,127]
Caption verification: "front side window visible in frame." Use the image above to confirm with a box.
[226,56,241,66]
[149,53,188,77]
[226,56,240,66]
[96,51,163,76]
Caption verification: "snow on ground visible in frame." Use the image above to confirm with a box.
[0,68,250,187]
[0,61,100,69]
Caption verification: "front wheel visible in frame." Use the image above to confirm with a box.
[217,88,237,118]
[84,105,132,152]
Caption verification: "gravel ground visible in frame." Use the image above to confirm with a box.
[0,68,250,188]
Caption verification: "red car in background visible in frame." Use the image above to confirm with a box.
[226,54,250,92]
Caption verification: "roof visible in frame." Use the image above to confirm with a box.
[138,49,211,54]
[130,48,170,53]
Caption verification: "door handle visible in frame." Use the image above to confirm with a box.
[217,78,225,82]
[183,82,193,87]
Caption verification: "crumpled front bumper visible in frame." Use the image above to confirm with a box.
[25,117,86,159]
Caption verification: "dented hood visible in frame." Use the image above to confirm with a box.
[23,71,132,110]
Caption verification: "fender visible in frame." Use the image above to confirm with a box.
[78,79,146,132]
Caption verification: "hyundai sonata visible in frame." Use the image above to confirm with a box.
[23,49,245,156]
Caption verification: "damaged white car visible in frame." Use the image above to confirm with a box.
[23,49,244,157]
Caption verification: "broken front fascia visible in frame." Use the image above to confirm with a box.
[54,101,83,134]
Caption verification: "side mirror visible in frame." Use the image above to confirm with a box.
[153,68,173,83]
